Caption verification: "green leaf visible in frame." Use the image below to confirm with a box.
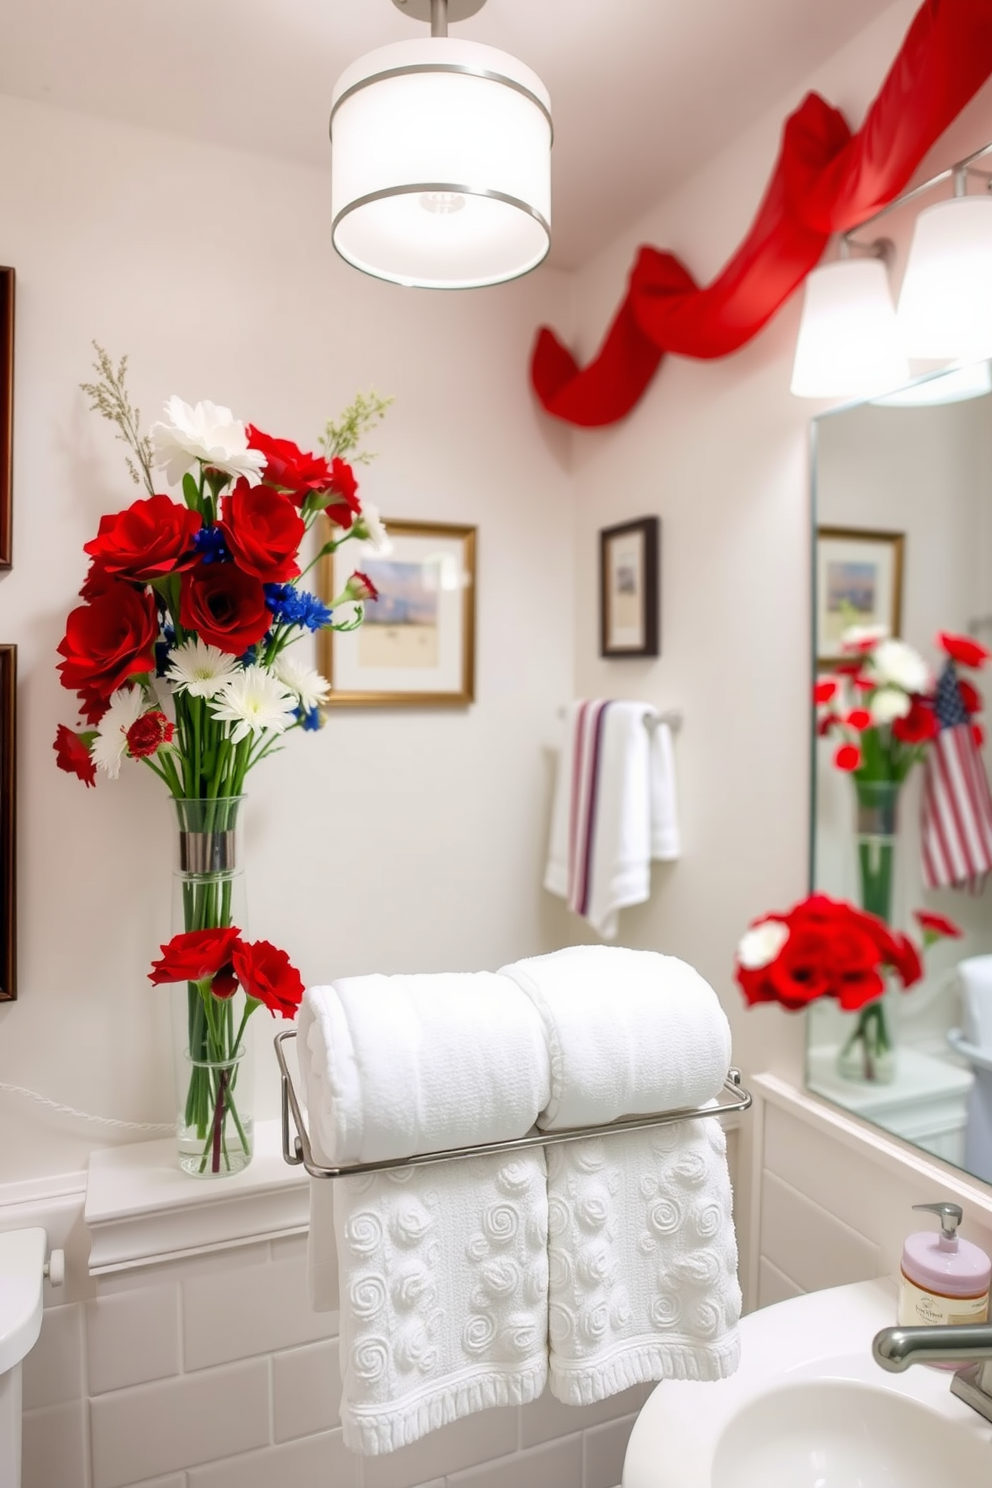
[182,472,200,512]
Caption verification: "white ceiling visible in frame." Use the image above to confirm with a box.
[0,0,896,270]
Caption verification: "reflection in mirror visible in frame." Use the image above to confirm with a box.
[807,360,992,1182]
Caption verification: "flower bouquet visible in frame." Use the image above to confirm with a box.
[735,893,960,1082]
[54,348,390,1174]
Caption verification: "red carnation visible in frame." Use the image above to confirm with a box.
[846,709,871,732]
[57,583,159,721]
[247,426,333,507]
[834,743,861,772]
[179,562,270,654]
[232,939,305,1020]
[343,570,379,603]
[219,481,305,583]
[148,927,243,993]
[126,710,175,760]
[324,458,361,530]
[937,632,990,669]
[959,679,983,715]
[813,679,838,705]
[84,495,201,583]
[53,725,96,787]
[914,909,963,945]
[892,697,938,744]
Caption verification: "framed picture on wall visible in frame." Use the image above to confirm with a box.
[599,515,660,658]
[0,268,13,570]
[318,519,476,706]
[0,645,15,1000]
[815,526,905,666]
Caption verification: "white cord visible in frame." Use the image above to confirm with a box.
[0,1081,173,1133]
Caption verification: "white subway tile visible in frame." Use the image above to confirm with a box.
[183,1255,334,1370]
[449,1434,583,1488]
[187,1429,358,1488]
[90,1357,269,1488]
[760,1170,882,1293]
[362,1407,519,1488]
[270,1233,307,1263]
[757,1256,804,1310]
[520,1384,648,1448]
[23,1400,87,1488]
[22,1303,83,1408]
[583,1415,638,1488]
[273,1337,341,1441]
[87,1283,181,1395]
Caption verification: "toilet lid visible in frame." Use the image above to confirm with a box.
[958,956,992,1048]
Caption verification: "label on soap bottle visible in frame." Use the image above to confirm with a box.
[898,1273,990,1328]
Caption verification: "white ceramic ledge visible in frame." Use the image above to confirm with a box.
[85,1119,309,1275]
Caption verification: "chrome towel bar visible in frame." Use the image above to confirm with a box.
[274,1029,751,1180]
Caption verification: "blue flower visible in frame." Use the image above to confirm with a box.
[265,585,333,632]
[154,640,172,678]
[193,527,231,564]
[299,706,322,732]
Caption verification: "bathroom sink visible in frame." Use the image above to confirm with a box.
[622,1279,992,1488]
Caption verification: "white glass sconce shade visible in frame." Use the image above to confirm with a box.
[330,38,552,289]
[790,258,909,398]
[897,196,992,361]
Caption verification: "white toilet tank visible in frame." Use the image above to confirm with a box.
[0,1228,49,1488]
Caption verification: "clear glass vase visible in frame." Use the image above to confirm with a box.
[836,779,900,1085]
[170,796,254,1177]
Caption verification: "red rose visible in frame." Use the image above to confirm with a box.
[324,458,361,530]
[834,743,861,771]
[179,562,270,654]
[84,496,201,583]
[126,710,175,759]
[813,679,838,705]
[219,481,305,583]
[79,557,117,601]
[148,926,243,990]
[937,632,989,669]
[765,926,842,1009]
[892,697,937,744]
[57,582,159,721]
[232,939,304,1020]
[846,709,871,731]
[53,725,96,787]
[959,679,983,715]
[883,931,923,992]
[247,426,333,507]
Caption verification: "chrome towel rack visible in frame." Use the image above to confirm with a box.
[556,705,682,734]
[274,1029,751,1180]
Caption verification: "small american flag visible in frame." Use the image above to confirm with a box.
[921,660,992,891]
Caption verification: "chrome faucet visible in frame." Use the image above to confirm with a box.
[873,1323,992,1423]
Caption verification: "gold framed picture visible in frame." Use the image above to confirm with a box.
[815,525,905,667]
[318,519,476,706]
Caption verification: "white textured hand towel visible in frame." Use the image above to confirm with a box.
[499,945,741,1403]
[544,700,681,940]
[298,973,551,1455]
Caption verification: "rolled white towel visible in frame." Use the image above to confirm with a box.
[499,945,740,1404]
[298,973,551,1455]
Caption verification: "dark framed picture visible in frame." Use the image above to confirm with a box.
[599,516,659,658]
[318,519,476,705]
[815,526,904,667]
[0,268,12,570]
[0,645,14,1000]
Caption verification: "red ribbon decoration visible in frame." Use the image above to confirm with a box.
[530,0,992,429]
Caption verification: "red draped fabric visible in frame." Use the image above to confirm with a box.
[530,0,992,428]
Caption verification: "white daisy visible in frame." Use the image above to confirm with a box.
[354,499,390,553]
[91,687,146,779]
[149,396,267,487]
[840,622,889,651]
[208,667,299,743]
[872,638,930,695]
[737,920,789,970]
[273,652,331,712]
[871,686,913,725]
[165,639,240,699]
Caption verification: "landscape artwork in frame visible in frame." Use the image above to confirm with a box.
[815,526,904,666]
[318,520,476,705]
[599,515,659,658]
[0,646,14,1000]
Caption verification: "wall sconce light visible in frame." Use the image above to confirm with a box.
[330,0,552,290]
[897,169,992,362]
[790,241,909,399]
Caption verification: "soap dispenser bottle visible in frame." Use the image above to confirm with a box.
[898,1202,991,1333]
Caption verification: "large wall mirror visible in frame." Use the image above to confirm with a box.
[807,359,992,1182]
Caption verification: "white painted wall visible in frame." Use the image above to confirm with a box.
[0,91,575,1183]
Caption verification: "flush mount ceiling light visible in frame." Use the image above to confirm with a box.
[790,243,909,399]
[897,173,992,362]
[330,0,552,290]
